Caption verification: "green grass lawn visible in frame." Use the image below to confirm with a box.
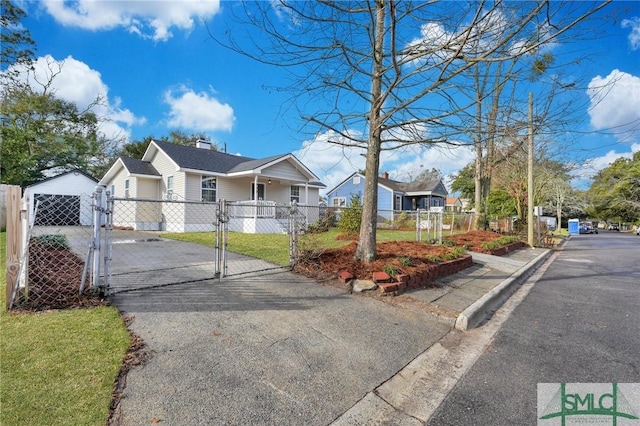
[0,232,131,426]
[162,227,447,265]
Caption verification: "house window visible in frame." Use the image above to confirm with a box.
[332,197,346,207]
[290,186,300,203]
[110,184,115,197]
[353,176,360,185]
[124,179,130,198]
[250,183,265,201]
[202,176,216,202]
[395,195,402,211]
[166,176,173,199]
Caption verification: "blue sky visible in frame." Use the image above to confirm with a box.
[8,0,640,194]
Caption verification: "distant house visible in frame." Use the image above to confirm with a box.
[325,171,448,220]
[99,140,325,233]
[23,170,97,226]
[446,197,463,213]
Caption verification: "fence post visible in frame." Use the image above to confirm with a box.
[289,201,298,265]
[91,186,103,293]
[4,185,21,310]
[102,190,113,295]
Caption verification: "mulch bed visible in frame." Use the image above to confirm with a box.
[10,239,106,311]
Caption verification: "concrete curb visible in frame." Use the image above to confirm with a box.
[454,248,553,331]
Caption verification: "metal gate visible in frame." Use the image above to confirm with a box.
[92,191,306,294]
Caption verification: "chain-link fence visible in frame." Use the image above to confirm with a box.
[103,198,313,293]
[9,193,97,310]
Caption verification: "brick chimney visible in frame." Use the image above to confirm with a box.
[381,171,389,179]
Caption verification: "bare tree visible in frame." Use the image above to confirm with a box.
[210,0,610,262]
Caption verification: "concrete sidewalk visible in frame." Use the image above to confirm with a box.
[331,247,552,425]
[110,246,552,425]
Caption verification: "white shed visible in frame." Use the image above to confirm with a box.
[24,170,98,226]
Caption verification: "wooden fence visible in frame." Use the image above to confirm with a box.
[2,185,22,310]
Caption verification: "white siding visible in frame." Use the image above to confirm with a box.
[24,173,98,227]
[149,150,183,199]
[263,160,307,181]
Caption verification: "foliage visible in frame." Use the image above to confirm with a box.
[0,81,102,187]
[487,189,518,218]
[33,234,70,249]
[450,164,476,200]
[398,256,413,267]
[443,247,467,261]
[382,265,399,278]
[337,195,363,234]
[425,254,442,263]
[0,0,36,81]
[587,152,640,223]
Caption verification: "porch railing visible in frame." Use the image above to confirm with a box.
[228,200,277,218]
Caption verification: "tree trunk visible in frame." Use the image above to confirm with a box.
[355,0,385,263]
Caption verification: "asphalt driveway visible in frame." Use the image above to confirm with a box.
[110,269,452,425]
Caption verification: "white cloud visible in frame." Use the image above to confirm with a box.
[294,130,474,195]
[5,54,144,142]
[622,17,640,50]
[587,69,640,143]
[570,143,640,188]
[163,86,235,131]
[42,0,221,41]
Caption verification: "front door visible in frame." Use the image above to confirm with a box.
[251,183,265,201]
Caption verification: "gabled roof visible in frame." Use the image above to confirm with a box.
[326,172,447,197]
[26,169,97,188]
[145,140,323,185]
[120,157,160,177]
[399,178,445,195]
[99,157,160,185]
[147,140,252,174]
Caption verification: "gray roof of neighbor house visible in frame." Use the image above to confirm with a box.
[378,176,446,195]
[120,157,160,176]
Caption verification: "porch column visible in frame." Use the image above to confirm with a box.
[305,183,309,204]
[253,175,258,222]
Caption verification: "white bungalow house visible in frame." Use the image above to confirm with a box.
[99,140,325,233]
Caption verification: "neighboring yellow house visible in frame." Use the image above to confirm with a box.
[99,140,325,233]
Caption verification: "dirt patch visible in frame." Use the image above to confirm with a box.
[11,239,106,311]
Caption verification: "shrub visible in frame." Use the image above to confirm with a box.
[425,255,442,263]
[337,194,363,234]
[383,265,399,277]
[398,256,412,267]
[33,234,70,249]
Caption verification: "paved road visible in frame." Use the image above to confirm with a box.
[427,231,640,425]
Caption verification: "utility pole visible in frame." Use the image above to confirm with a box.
[527,92,534,248]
